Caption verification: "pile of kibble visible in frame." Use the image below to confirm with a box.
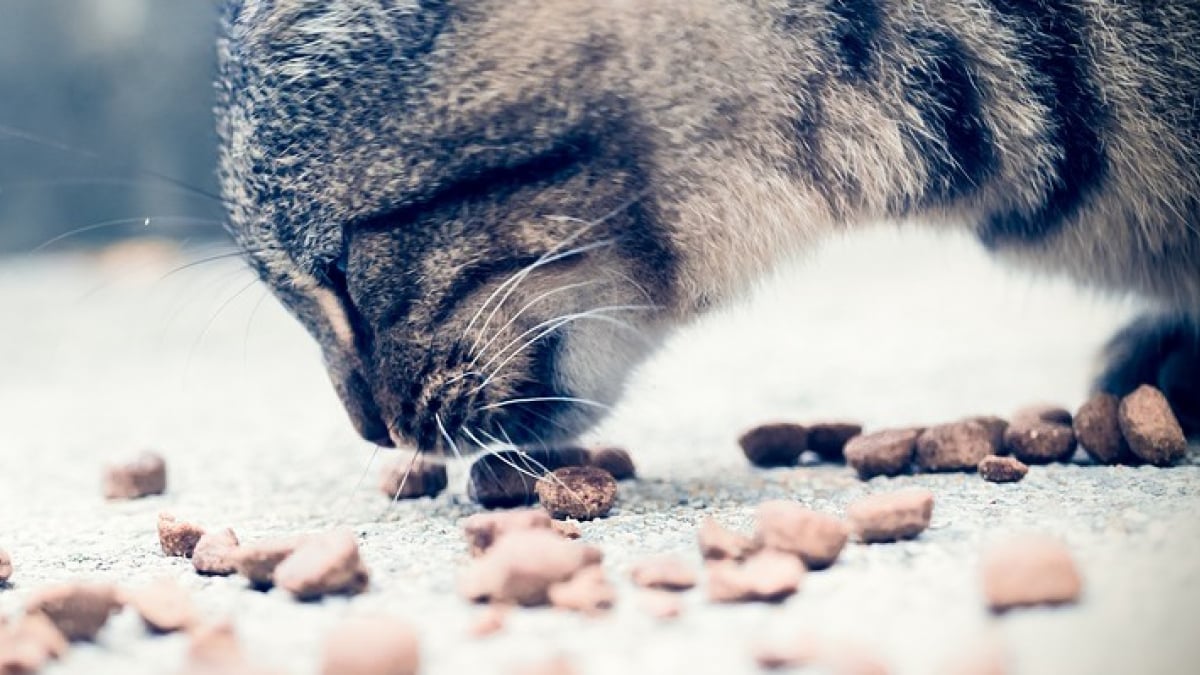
[0,384,1188,674]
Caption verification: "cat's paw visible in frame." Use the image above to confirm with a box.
[1095,313,1200,437]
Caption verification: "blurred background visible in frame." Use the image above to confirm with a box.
[0,0,226,254]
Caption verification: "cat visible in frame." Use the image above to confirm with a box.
[215,0,1199,452]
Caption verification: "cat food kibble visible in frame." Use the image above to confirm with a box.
[467,606,508,638]
[467,447,590,508]
[1117,385,1187,466]
[697,518,760,562]
[274,530,370,600]
[535,466,617,520]
[844,428,920,479]
[706,551,805,603]
[805,422,863,461]
[629,555,697,591]
[233,536,303,589]
[129,578,197,633]
[183,621,285,675]
[964,416,1009,455]
[586,446,636,480]
[982,535,1082,611]
[738,423,808,467]
[755,500,849,569]
[459,529,603,606]
[547,565,616,614]
[0,613,69,674]
[103,451,167,500]
[916,421,997,472]
[639,590,683,620]
[379,454,448,500]
[1014,404,1073,426]
[25,583,123,641]
[977,455,1028,483]
[1003,420,1076,464]
[320,615,420,675]
[463,509,554,557]
[0,547,11,583]
[158,512,207,558]
[1073,393,1126,464]
[847,489,935,543]
[192,528,240,576]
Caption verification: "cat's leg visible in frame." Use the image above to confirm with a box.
[1094,313,1200,436]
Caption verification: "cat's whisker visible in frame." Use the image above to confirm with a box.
[157,249,253,283]
[475,396,612,413]
[31,215,227,253]
[469,426,587,506]
[183,275,262,386]
[461,426,546,484]
[466,278,604,369]
[382,449,421,516]
[336,443,380,526]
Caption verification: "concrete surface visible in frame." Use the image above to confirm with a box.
[0,228,1197,675]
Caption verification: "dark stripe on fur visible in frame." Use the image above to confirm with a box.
[828,0,883,81]
[902,30,998,206]
[981,0,1110,245]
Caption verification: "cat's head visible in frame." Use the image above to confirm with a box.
[216,1,679,451]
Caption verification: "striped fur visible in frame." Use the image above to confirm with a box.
[217,0,1200,450]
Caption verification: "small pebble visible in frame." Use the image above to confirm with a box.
[846,489,934,543]
[103,451,167,500]
[586,446,636,480]
[697,518,760,562]
[1074,393,1127,464]
[463,509,553,557]
[738,423,807,467]
[547,566,615,615]
[459,529,603,606]
[379,454,448,500]
[1117,385,1187,466]
[628,556,696,591]
[982,535,1082,611]
[977,456,1028,483]
[320,615,420,675]
[805,422,863,461]
[1003,421,1076,464]
[192,529,240,577]
[707,551,804,603]
[233,537,303,589]
[844,428,920,479]
[129,578,197,633]
[467,448,590,508]
[25,583,123,641]
[535,466,617,520]
[551,520,582,539]
[274,530,370,601]
[916,421,997,472]
[158,513,207,558]
[755,500,849,569]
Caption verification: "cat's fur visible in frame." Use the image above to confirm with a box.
[216,0,1200,450]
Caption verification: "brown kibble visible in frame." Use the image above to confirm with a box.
[159,512,207,558]
[697,518,760,562]
[103,451,167,500]
[535,466,618,520]
[755,500,849,569]
[707,551,804,603]
[916,421,997,472]
[379,454,448,500]
[963,416,1009,455]
[188,621,242,666]
[738,423,807,467]
[509,656,578,675]
[977,456,1028,483]
[547,566,615,615]
[587,446,636,480]
[459,530,602,606]
[844,428,919,479]
[846,489,935,543]
[1117,385,1187,466]
[1074,393,1126,464]
[551,520,582,539]
[320,615,420,675]
[1014,404,1072,426]
[26,583,122,641]
[233,537,303,589]
[805,422,863,461]
[192,528,240,577]
[629,556,696,591]
[639,591,683,620]
[467,447,590,508]
[274,530,369,600]
[129,578,196,633]
[0,548,11,583]
[982,535,1082,611]
[1003,421,1076,464]
[0,613,69,674]
[467,606,508,638]
[462,509,553,557]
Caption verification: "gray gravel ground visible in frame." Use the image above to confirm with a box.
[1,229,1197,675]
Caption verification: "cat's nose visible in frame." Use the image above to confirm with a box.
[329,364,394,447]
